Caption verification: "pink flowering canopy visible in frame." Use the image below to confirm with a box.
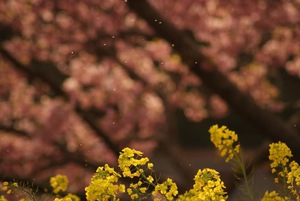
[0,0,300,197]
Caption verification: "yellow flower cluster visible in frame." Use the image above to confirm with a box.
[261,191,285,201]
[85,164,125,201]
[50,174,69,194]
[178,168,227,201]
[287,161,300,196]
[54,193,80,201]
[268,141,300,200]
[127,181,147,200]
[1,182,18,195]
[153,178,178,201]
[2,181,43,201]
[2,181,18,195]
[49,174,80,200]
[118,147,157,199]
[209,125,240,162]
[269,141,292,176]
[118,147,154,178]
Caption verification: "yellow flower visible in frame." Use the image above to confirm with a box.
[85,164,123,201]
[148,162,154,169]
[126,181,149,200]
[119,184,126,193]
[268,141,300,199]
[130,193,139,200]
[1,182,18,195]
[0,196,8,201]
[153,178,178,200]
[178,168,227,201]
[261,191,285,201]
[288,161,300,186]
[140,187,147,193]
[147,175,154,183]
[2,182,9,191]
[269,141,292,170]
[209,125,240,162]
[269,141,292,183]
[50,174,69,194]
[118,147,151,178]
[286,161,300,199]
[54,193,80,201]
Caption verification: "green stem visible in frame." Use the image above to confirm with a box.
[233,151,254,201]
[279,164,287,198]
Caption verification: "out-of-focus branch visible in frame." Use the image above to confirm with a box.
[0,125,29,138]
[126,0,300,161]
[0,23,18,43]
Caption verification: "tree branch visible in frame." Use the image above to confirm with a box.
[0,125,29,138]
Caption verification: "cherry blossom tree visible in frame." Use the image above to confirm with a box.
[0,0,300,198]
